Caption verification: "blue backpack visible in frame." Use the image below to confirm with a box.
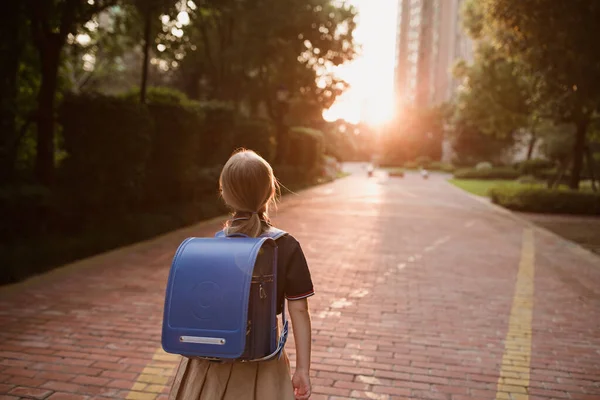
[161,227,288,362]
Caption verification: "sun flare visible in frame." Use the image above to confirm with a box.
[323,0,398,127]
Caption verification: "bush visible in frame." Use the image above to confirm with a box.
[415,156,431,168]
[288,127,324,171]
[196,101,238,166]
[274,165,310,191]
[475,162,493,171]
[404,161,419,169]
[429,161,455,172]
[517,175,543,184]
[516,158,555,175]
[453,167,520,180]
[231,118,276,163]
[59,93,153,220]
[0,185,53,242]
[490,187,600,215]
[144,102,204,207]
[122,86,191,106]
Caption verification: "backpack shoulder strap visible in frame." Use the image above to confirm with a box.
[215,228,287,239]
[260,227,288,240]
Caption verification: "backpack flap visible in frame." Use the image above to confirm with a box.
[162,236,275,359]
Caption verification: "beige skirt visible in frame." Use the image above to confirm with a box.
[167,352,295,400]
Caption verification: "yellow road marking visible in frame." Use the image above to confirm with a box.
[496,229,535,400]
[126,349,180,400]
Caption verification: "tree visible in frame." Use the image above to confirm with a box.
[479,0,600,189]
[449,115,516,166]
[170,0,357,161]
[24,0,119,186]
[453,49,527,139]
[0,2,27,184]
[129,0,179,103]
[459,1,550,162]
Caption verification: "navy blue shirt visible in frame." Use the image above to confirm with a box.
[274,233,314,314]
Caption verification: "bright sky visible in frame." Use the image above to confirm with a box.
[323,0,398,126]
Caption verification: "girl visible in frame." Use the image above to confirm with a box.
[168,150,314,400]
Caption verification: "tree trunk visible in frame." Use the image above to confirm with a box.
[0,2,24,184]
[550,164,566,190]
[34,40,61,186]
[569,118,588,190]
[585,145,598,192]
[140,9,152,104]
[526,134,537,160]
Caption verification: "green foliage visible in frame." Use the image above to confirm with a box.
[517,175,543,184]
[450,117,516,166]
[449,179,527,197]
[322,123,362,162]
[0,202,227,285]
[59,93,153,219]
[538,123,575,164]
[453,42,533,141]
[478,0,600,188]
[453,167,520,180]
[490,187,600,215]
[197,101,238,166]
[516,158,555,175]
[273,165,309,191]
[231,118,277,163]
[288,127,325,171]
[123,86,192,105]
[0,185,53,242]
[429,162,455,173]
[475,162,493,171]
[173,0,357,130]
[415,156,432,168]
[144,102,203,207]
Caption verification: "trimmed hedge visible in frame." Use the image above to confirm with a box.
[0,185,53,242]
[490,187,600,215]
[197,101,238,166]
[231,118,276,163]
[122,86,191,105]
[516,158,555,175]
[288,127,325,171]
[429,161,455,172]
[144,102,203,207]
[2,90,333,285]
[453,167,520,180]
[415,156,431,168]
[59,93,153,220]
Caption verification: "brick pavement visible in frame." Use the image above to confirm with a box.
[1,169,600,400]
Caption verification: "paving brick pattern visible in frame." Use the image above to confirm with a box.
[1,170,600,400]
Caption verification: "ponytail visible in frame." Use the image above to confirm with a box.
[225,212,263,238]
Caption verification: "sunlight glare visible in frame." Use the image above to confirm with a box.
[323,0,398,127]
[177,11,190,26]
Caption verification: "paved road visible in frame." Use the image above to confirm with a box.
[1,167,600,400]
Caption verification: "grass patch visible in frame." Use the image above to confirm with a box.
[450,179,596,197]
[448,179,538,197]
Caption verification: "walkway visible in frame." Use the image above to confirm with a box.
[1,167,599,400]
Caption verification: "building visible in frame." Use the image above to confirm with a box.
[394,0,474,108]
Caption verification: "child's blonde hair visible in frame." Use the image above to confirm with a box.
[219,149,278,237]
